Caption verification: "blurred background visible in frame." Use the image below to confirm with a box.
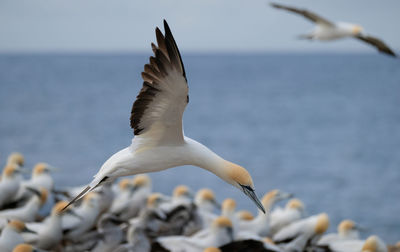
[1,0,399,244]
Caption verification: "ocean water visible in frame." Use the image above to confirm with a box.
[0,53,399,243]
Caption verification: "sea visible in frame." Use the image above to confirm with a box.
[0,53,399,243]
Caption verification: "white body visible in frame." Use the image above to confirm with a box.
[0,195,41,222]
[0,225,25,252]
[23,214,63,250]
[0,176,20,209]
[311,22,356,40]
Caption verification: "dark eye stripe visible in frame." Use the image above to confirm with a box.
[239,183,254,192]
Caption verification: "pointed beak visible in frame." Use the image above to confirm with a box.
[242,186,265,214]
[23,226,37,234]
[211,199,221,209]
[26,186,41,197]
[47,165,60,172]
[276,192,294,201]
[355,224,369,232]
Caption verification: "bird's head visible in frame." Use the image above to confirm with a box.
[352,25,364,35]
[338,219,356,234]
[52,201,81,218]
[212,216,234,241]
[237,210,254,221]
[286,198,305,211]
[262,189,293,209]
[33,162,56,176]
[173,185,192,199]
[2,163,22,178]
[195,188,220,209]
[7,152,24,167]
[314,213,330,234]
[132,174,151,190]
[118,178,133,191]
[7,220,35,234]
[146,193,165,208]
[12,244,36,252]
[223,161,265,213]
[221,198,236,215]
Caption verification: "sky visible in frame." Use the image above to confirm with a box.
[0,0,399,53]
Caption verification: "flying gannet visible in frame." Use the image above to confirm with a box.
[270,2,397,57]
[64,20,265,214]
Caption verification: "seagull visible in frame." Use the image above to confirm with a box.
[270,2,397,57]
[64,20,265,214]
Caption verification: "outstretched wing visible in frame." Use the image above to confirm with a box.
[130,20,188,145]
[355,34,396,57]
[270,2,334,27]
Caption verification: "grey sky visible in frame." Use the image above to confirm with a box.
[0,0,399,53]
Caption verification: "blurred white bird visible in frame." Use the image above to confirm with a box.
[0,220,34,252]
[273,213,330,251]
[22,201,79,250]
[270,2,397,57]
[317,219,361,246]
[238,189,292,238]
[328,235,387,252]
[62,192,101,241]
[0,188,48,222]
[65,20,265,214]
[0,164,23,209]
[155,216,234,252]
[269,198,305,236]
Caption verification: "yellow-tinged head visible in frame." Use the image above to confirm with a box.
[83,191,100,207]
[315,213,329,234]
[222,198,236,212]
[212,216,232,229]
[237,210,254,221]
[338,219,356,234]
[352,25,363,35]
[147,193,163,208]
[119,178,132,190]
[12,244,34,252]
[132,174,151,187]
[173,185,191,198]
[262,189,279,206]
[7,152,24,167]
[362,236,379,251]
[196,188,215,201]
[223,161,265,213]
[203,248,221,252]
[8,220,26,232]
[286,198,305,210]
[52,201,70,215]
[32,163,49,176]
[2,163,19,178]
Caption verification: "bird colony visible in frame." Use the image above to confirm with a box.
[0,153,397,252]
